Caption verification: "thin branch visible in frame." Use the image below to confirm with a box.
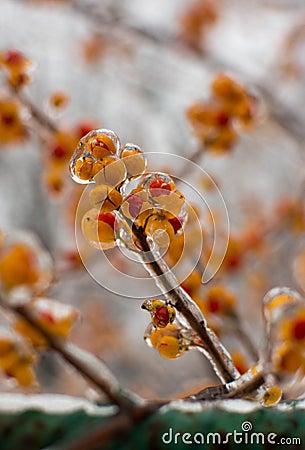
[228,312,258,362]
[72,0,305,151]
[185,370,265,402]
[132,226,239,384]
[0,295,138,410]
[13,88,59,134]
[227,372,265,399]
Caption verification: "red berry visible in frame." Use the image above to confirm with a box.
[227,256,241,270]
[149,178,171,197]
[127,195,143,218]
[168,217,182,234]
[97,211,116,229]
[153,306,170,328]
[63,250,81,267]
[76,121,96,138]
[216,111,230,127]
[1,114,15,126]
[208,298,220,313]
[293,319,305,341]
[51,144,66,159]
[5,50,24,65]
[181,284,192,296]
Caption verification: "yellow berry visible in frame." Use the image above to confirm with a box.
[88,134,117,158]
[75,158,94,181]
[121,147,146,177]
[0,243,39,291]
[262,386,282,407]
[89,185,123,212]
[156,191,185,217]
[93,158,126,187]
[81,208,116,248]
[274,343,304,373]
[14,318,46,349]
[146,215,175,247]
[38,299,77,333]
[12,362,36,387]
[0,337,13,356]
[0,351,20,372]
[150,324,179,347]
[266,294,295,314]
[157,335,181,359]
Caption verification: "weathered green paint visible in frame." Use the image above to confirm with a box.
[0,399,304,449]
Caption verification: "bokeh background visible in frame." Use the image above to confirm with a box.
[1,0,305,401]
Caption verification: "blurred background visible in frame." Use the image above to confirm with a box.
[1,0,305,401]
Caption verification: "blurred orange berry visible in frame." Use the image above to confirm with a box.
[280,308,305,344]
[179,0,219,50]
[0,243,39,291]
[49,91,69,109]
[0,49,31,89]
[200,285,236,316]
[231,351,249,375]
[0,98,27,145]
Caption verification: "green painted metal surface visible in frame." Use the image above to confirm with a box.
[0,397,304,449]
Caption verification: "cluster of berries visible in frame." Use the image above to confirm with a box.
[0,50,32,90]
[0,230,78,387]
[142,299,190,359]
[70,129,188,253]
[187,74,258,153]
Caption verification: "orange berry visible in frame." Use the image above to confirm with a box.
[12,363,36,387]
[89,185,123,212]
[82,209,116,247]
[75,158,94,181]
[120,146,146,177]
[157,335,181,359]
[0,243,39,291]
[88,134,117,158]
[14,318,46,349]
[262,386,282,407]
[49,91,69,109]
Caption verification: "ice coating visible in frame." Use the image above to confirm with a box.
[69,129,121,184]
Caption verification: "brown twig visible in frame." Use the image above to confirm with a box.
[13,88,59,134]
[132,226,239,384]
[185,370,265,402]
[71,0,305,153]
[228,312,258,362]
